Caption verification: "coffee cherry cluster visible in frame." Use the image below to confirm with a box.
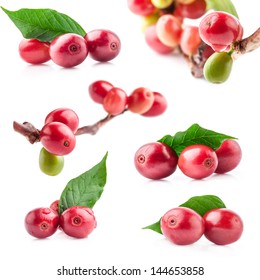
[161,206,243,245]
[19,29,121,67]
[24,200,96,239]
[134,139,242,180]
[88,80,168,116]
[127,0,252,83]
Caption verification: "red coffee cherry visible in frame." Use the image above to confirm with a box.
[40,122,76,156]
[85,29,121,62]
[127,0,156,16]
[141,91,167,117]
[203,208,243,245]
[161,207,205,245]
[45,108,79,134]
[25,207,59,238]
[19,38,51,64]
[174,0,207,19]
[59,206,97,238]
[49,33,88,67]
[88,80,114,104]
[134,142,178,180]
[215,140,242,174]
[178,144,218,179]
[103,87,128,115]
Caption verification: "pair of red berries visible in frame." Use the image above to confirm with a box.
[89,80,168,117]
[161,206,243,246]
[25,201,96,239]
[19,29,121,67]
[134,139,242,180]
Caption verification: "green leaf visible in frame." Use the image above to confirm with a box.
[206,0,239,18]
[158,123,237,156]
[1,7,86,42]
[179,195,226,216]
[142,219,162,235]
[58,152,108,214]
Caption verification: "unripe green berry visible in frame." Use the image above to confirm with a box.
[39,147,64,176]
[203,52,233,84]
[151,0,174,9]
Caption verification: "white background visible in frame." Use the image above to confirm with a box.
[0,0,260,279]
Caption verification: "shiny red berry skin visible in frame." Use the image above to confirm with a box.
[50,200,60,214]
[103,87,128,115]
[134,142,178,180]
[19,38,51,64]
[45,108,79,134]
[178,144,218,179]
[142,92,167,117]
[215,140,242,174]
[199,11,243,52]
[85,29,121,62]
[88,80,114,104]
[49,33,88,67]
[40,122,76,156]
[180,25,202,56]
[203,208,243,245]
[144,25,174,54]
[128,87,155,114]
[127,0,156,16]
[25,207,59,238]
[59,206,97,238]
[161,207,205,245]
[174,0,207,20]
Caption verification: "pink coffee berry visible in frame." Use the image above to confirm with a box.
[49,33,88,67]
[178,144,218,179]
[203,208,243,245]
[88,80,114,104]
[161,207,205,245]
[199,11,243,52]
[127,87,155,114]
[127,0,156,16]
[59,206,97,238]
[141,91,167,117]
[45,108,79,134]
[85,29,121,62]
[103,87,128,115]
[19,38,51,64]
[25,207,59,238]
[215,139,242,174]
[134,142,178,179]
[40,122,76,156]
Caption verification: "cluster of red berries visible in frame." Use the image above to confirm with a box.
[25,200,96,239]
[161,206,243,245]
[88,80,168,116]
[134,139,242,180]
[19,29,121,67]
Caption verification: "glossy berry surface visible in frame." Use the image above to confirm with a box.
[59,206,97,238]
[88,80,114,104]
[215,140,242,174]
[174,0,207,20]
[142,91,167,117]
[161,207,205,245]
[85,29,121,62]
[203,52,233,83]
[180,25,201,56]
[156,14,183,47]
[103,87,127,115]
[178,144,218,179]
[19,38,51,64]
[25,207,59,238]
[144,25,174,54]
[199,11,243,52]
[49,33,88,67]
[203,208,243,245]
[127,0,156,16]
[50,200,60,214]
[40,122,76,156]
[134,142,178,179]
[128,87,155,114]
[39,147,64,176]
[45,108,79,133]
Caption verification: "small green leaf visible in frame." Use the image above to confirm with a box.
[206,0,239,18]
[142,219,162,234]
[158,123,237,156]
[1,7,86,42]
[59,152,108,214]
[179,195,226,217]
